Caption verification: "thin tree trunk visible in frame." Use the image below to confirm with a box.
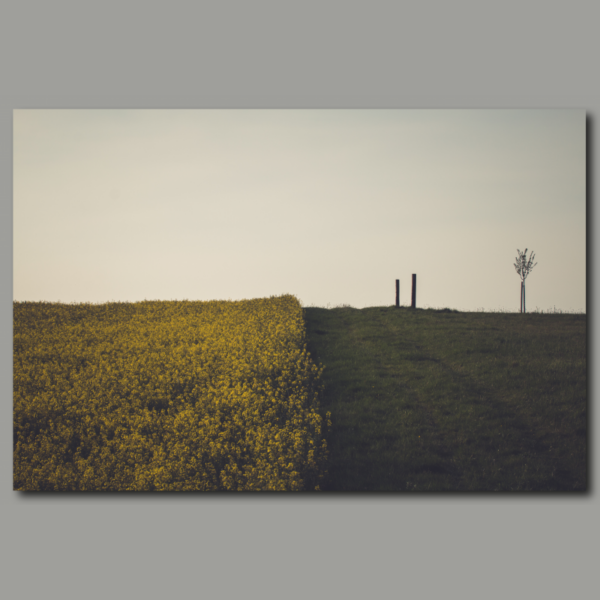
[523,282,526,314]
[520,281,523,313]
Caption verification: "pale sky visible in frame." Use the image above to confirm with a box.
[13,109,586,312]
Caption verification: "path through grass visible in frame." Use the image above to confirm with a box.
[304,306,586,492]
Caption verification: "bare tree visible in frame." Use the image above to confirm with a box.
[514,248,537,313]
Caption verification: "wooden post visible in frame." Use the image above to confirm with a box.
[411,274,417,308]
[395,279,399,307]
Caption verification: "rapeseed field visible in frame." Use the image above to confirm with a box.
[14,295,330,491]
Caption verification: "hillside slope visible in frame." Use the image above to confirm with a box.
[303,306,586,492]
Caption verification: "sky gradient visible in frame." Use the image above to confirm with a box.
[13,109,586,312]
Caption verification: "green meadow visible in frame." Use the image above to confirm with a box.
[304,305,586,492]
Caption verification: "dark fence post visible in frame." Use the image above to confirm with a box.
[395,279,399,307]
[411,274,417,308]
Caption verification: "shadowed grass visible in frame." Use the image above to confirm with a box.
[304,305,586,492]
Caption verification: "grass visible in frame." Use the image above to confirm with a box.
[303,304,587,492]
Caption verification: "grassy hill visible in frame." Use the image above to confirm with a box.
[303,305,586,492]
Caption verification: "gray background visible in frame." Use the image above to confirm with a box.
[1,2,596,599]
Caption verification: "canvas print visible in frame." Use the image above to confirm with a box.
[13,109,586,492]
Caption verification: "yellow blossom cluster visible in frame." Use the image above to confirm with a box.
[14,295,330,491]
